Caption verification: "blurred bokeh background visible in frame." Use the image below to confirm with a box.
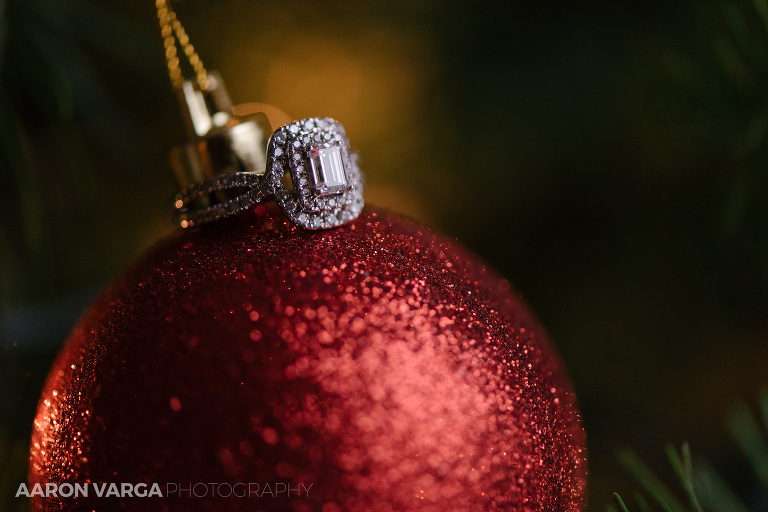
[3,0,768,509]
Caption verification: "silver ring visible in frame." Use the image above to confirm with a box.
[175,117,364,230]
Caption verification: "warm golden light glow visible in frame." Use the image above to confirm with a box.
[263,38,364,133]
[231,103,291,131]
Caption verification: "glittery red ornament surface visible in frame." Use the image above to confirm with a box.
[30,205,586,511]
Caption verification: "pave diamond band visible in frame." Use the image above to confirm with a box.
[174,117,364,229]
[175,172,268,228]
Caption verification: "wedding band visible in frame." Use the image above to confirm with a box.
[175,117,364,230]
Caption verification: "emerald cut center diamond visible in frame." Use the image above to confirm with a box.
[309,145,348,197]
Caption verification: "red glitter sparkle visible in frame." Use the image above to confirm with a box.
[30,205,586,511]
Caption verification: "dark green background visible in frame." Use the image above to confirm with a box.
[3,0,768,508]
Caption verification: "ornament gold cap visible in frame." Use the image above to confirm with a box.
[156,2,271,187]
[178,71,234,138]
[170,72,271,188]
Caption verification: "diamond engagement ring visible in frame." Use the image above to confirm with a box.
[174,117,364,230]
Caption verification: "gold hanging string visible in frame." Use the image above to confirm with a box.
[155,0,210,91]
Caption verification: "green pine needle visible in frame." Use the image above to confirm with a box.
[612,391,768,511]
[634,492,654,512]
[665,443,703,512]
[618,448,688,512]
[758,387,768,435]
[720,1,768,80]
[727,400,768,488]
[750,0,768,32]
[612,492,630,512]
[693,458,750,512]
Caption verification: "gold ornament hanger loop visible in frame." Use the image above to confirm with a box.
[155,0,209,91]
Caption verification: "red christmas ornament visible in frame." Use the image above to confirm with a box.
[30,205,586,511]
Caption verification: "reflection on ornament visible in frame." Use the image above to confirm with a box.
[31,206,586,511]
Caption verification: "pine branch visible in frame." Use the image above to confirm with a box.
[611,389,768,512]
[665,444,703,512]
[617,448,687,511]
[693,459,750,512]
[728,401,768,488]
